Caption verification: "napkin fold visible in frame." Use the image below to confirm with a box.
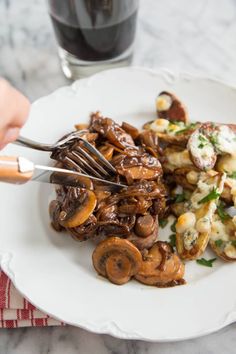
[0,271,64,328]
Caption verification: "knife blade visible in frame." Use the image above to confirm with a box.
[0,156,126,189]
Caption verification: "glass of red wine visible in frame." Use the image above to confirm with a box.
[48,0,139,79]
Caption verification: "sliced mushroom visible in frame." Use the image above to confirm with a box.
[114,154,162,184]
[121,122,140,140]
[127,217,158,250]
[90,112,135,149]
[138,130,162,157]
[92,237,142,285]
[98,145,114,161]
[209,215,236,261]
[188,129,217,171]
[50,172,93,190]
[59,190,97,228]
[135,215,155,237]
[127,228,158,250]
[118,197,152,215]
[74,123,89,130]
[135,242,185,287]
[49,200,64,232]
[68,215,97,241]
[175,172,226,260]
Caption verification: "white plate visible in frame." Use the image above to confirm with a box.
[1,67,236,342]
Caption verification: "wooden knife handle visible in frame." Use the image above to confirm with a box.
[0,156,34,184]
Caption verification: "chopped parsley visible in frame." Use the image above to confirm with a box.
[217,202,230,222]
[175,122,198,135]
[171,220,177,233]
[228,171,236,179]
[159,218,168,228]
[169,234,176,248]
[231,240,236,247]
[198,134,209,149]
[209,135,218,147]
[196,258,217,267]
[215,239,223,248]
[198,143,205,149]
[174,192,187,203]
[198,187,220,204]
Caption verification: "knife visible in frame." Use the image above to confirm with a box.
[0,156,126,189]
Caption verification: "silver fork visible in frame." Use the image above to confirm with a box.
[15,130,117,179]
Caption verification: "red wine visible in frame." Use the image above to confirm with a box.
[50,11,137,61]
[49,0,138,61]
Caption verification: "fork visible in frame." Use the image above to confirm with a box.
[15,131,117,180]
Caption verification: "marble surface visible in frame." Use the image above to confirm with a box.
[1,0,236,352]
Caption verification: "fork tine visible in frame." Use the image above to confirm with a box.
[70,151,104,179]
[75,146,111,177]
[78,138,117,174]
[64,156,87,175]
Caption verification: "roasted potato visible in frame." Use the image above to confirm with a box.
[175,172,226,260]
[162,147,194,173]
[156,91,189,124]
[209,215,236,262]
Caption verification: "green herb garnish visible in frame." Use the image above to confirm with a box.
[215,239,223,248]
[209,135,218,147]
[198,143,205,149]
[196,258,217,267]
[228,171,236,179]
[175,193,187,203]
[169,234,176,248]
[231,240,236,247]
[197,134,209,149]
[175,123,198,135]
[159,218,168,228]
[199,134,208,142]
[217,202,230,222]
[171,220,177,233]
[198,187,220,204]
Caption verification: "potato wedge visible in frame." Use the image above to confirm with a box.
[188,129,217,171]
[170,201,190,217]
[156,91,189,124]
[188,123,236,171]
[173,167,200,191]
[209,215,236,262]
[176,172,226,260]
[144,118,200,147]
[162,147,194,173]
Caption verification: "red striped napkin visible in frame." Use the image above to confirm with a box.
[0,271,64,328]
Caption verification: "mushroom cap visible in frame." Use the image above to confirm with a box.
[135,242,185,287]
[49,200,64,232]
[91,112,135,149]
[59,190,97,228]
[135,215,155,238]
[92,237,142,285]
[121,122,140,140]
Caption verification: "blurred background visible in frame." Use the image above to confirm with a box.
[1,0,236,100]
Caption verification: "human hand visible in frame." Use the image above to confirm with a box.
[0,79,30,149]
